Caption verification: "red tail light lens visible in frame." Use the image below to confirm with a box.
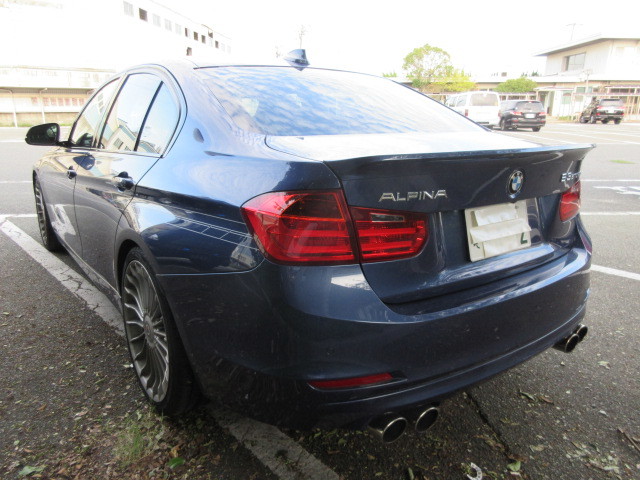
[242,191,356,265]
[559,181,581,221]
[538,111,547,117]
[242,190,428,265]
[350,207,428,262]
[309,372,394,390]
[512,111,522,115]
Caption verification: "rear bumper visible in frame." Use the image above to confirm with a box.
[159,226,591,428]
[507,118,546,128]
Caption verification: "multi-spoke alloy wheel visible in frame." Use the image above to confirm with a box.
[123,259,170,403]
[121,248,200,415]
[33,179,61,251]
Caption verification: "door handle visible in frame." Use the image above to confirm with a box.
[66,166,77,179]
[112,171,135,191]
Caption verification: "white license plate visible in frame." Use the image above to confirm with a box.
[465,201,532,262]
[525,113,535,119]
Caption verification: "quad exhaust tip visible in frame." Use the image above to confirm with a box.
[368,405,440,442]
[554,324,588,353]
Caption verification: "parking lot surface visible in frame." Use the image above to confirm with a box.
[1,123,639,479]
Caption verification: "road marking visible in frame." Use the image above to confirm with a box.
[581,212,640,216]
[0,216,339,480]
[0,218,124,334]
[594,186,640,196]
[502,132,575,144]
[0,180,31,184]
[592,264,640,282]
[212,408,340,480]
[582,179,640,182]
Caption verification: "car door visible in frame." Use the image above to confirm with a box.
[73,71,180,290]
[38,79,120,256]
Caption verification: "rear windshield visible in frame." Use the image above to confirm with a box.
[601,99,623,106]
[198,67,482,136]
[515,101,544,112]
[470,93,499,107]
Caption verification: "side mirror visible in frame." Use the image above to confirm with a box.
[25,123,61,146]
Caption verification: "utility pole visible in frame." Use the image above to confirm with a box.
[566,23,582,41]
[298,25,307,49]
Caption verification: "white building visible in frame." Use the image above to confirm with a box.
[0,0,233,126]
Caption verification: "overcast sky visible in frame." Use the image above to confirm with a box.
[169,0,639,77]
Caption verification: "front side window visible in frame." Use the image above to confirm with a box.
[99,74,161,152]
[199,67,484,136]
[70,80,119,148]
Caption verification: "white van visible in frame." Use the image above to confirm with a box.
[445,91,501,128]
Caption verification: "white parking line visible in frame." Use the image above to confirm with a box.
[0,180,31,184]
[0,215,339,480]
[592,265,640,282]
[581,212,640,216]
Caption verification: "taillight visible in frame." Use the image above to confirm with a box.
[309,372,394,390]
[242,190,428,265]
[512,111,522,115]
[559,181,581,221]
[242,191,356,265]
[464,109,469,116]
[350,207,427,262]
[538,111,547,117]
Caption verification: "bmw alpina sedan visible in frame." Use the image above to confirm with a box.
[26,55,592,442]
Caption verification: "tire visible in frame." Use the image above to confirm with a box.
[589,115,597,124]
[499,119,507,131]
[579,116,588,124]
[614,119,621,125]
[602,119,609,124]
[33,178,62,252]
[122,248,200,415]
[532,127,541,132]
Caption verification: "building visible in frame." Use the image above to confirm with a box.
[0,0,232,126]
[533,34,640,119]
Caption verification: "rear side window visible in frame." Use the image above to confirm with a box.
[70,80,119,148]
[100,74,161,151]
[515,101,544,112]
[199,67,483,136]
[601,99,623,106]
[470,93,499,107]
[137,84,180,154]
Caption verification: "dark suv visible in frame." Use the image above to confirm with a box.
[497,100,546,131]
[580,98,624,124]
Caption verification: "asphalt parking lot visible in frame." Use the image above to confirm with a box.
[1,123,639,480]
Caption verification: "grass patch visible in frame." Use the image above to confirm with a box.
[112,409,165,467]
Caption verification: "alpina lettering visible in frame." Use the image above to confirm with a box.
[378,190,448,202]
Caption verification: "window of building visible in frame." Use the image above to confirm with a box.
[139,8,147,21]
[43,98,50,106]
[71,79,119,148]
[201,34,205,43]
[99,74,161,152]
[123,1,133,16]
[165,19,172,31]
[185,27,190,37]
[137,84,180,155]
[562,53,585,72]
[193,31,199,41]
[175,23,181,34]
[72,98,79,106]
[186,47,192,56]
[65,98,71,106]
[152,14,161,27]
[215,40,219,48]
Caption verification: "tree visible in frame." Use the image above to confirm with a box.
[402,44,474,92]
[495,77,538,93]
[402,44,452,90]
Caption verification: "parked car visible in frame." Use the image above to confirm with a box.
[445,91,501,127]
[497,100,547,131]
[26,57,593,442]
[579,98,624,124]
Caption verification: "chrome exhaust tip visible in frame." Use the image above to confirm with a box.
[575,324,588,342]
[412,406,439,433]
[554,333,580,353]
[367,413,408,443]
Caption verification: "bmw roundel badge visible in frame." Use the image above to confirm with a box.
[508,170,524,196]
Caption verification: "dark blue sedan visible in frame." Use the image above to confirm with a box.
[26,56,592,443]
